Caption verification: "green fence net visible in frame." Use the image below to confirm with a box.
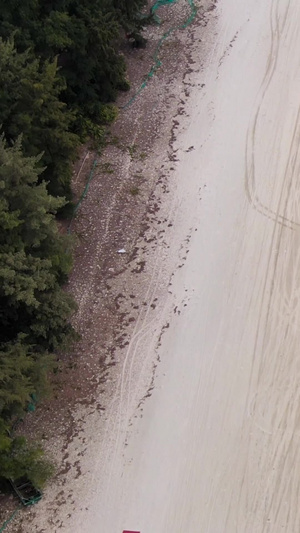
[0,506,21,533]
[122,0,197,109]
[68,158,98,233]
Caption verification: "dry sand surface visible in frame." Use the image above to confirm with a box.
[8,0,300,531]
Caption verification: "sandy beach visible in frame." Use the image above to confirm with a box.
[5,0,300,531]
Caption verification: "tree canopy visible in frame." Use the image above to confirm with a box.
[0,137,75,484]
[0,37,79,198]
[0,0,147,197]
[0,0,148,488]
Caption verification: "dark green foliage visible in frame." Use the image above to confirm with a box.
[0,0,150,489]
[113,0,148,29]
[113,0,148,47]
[0,137,76,348]
[0,436,54,488]
[0,0,150,196]
[0,137,76,484]
[0,0,148,124]
[0,37,79,198]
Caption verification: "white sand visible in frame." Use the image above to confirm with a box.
[22,0,300,531]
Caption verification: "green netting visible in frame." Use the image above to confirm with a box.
[0,506,21,533]
[151,0,177,12]
[27,393,37,413]
[69,0,197,224]
[122,0,197,109]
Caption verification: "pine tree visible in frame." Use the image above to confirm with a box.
[55,1,127,116]
[0,0,152,486]
[0,37,79,198]
[0,434,54,488]
[0,135,76,484]
[113,0,147,25]
[0,135,76,352]
[0,1,146,122]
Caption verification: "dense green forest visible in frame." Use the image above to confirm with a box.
[0,0,146,487]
